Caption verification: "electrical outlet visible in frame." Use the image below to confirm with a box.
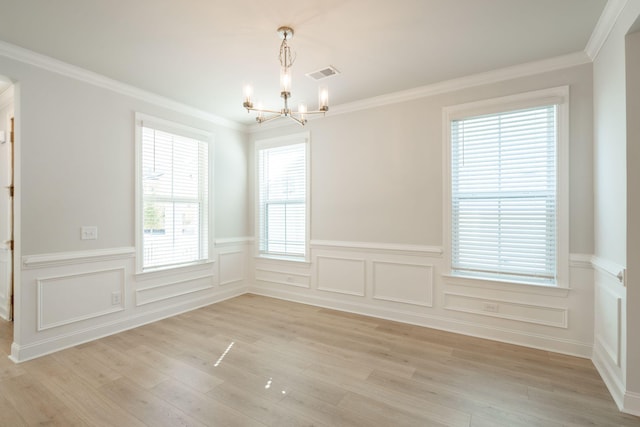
[81,226,98,240]
[483,302,499,313]
[111,291,122,305]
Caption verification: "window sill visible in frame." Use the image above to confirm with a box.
[135,260,215,281]
[442,273,571,297]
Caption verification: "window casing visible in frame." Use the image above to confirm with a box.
[255,133,309,260]
[444,87,569,287]
[135,114,212,272]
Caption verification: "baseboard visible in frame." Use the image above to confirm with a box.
[9,286,246,363]
[248,286,592,358]
[592,339,625,410]
[623,391,640,416]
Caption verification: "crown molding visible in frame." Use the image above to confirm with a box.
[249,51,590,133]
[585,0,629,60]
[333,52,591,116]
[0,40,246,132]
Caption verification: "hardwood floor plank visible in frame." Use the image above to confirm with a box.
[99,377,207,427]
[338,391,450,427]
[0,373,89,426]
[0,294,637,426]
[126,344,224,393]
[78,341,170,389]
[24,356,148,427]
[0,394,27,427]
[50,346,122,388]
[150,378,267,427]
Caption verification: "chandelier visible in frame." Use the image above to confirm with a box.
[242,26,329,126]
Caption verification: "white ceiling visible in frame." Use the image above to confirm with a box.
[0,0,607,125]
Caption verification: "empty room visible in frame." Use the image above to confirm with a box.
[0,0,640,425]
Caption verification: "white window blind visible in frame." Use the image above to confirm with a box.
[257,141,307,258]
[451,105,557,284]
[141,125,209,269]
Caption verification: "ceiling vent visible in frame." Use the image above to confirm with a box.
[306,65,340,81]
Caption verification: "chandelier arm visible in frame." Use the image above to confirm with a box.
[256,113,284,124]
[288,114,307,126]
[247,107,282,115]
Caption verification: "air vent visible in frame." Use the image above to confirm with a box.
[306,65,340,81]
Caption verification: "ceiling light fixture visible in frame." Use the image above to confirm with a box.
[243,26,329,126]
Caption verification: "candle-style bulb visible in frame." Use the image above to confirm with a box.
[243,85,254,109]
[319,86,329,111]
[280,67,292,96]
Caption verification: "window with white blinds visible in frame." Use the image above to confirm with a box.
[138,116,210,270]
[450,104,558,284]
[256,134,308,259]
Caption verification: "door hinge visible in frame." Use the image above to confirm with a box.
[6,240,13,251]
[6,185,13,198]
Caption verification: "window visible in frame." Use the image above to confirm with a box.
[256,133,309,260]
[444,87,568,286]
[136,114,211,271]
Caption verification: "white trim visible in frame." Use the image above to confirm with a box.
[371,260,434,307]
[569,253,594,269]
[214,237,254,247]
[135,275,215,306]
[0,40,244,131]
[591,255,626,285]
[247,288,593,358]
[218,251,244,286]
[254,132,310,261]
[623,392,640,416]
[10,287,245,363]
[255,268,311,289]
[310,240,443,256]
[585,0,629,60]
[443,274,571,297]
[134,113,214,273]
[443,291,569,329]
[315,255,366,297]
[134,259,215,281]
[22,247,135,269]
[592,341,626,412]
[442,86,571,289]
[248,52,590,133]
[37,267,126,331]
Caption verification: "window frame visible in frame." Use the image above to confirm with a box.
[254,132,310,262]
[442,86,569,288]
[134,113,214,274]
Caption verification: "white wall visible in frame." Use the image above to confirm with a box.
[592,0,640,415]
[249,62,596,358]
[0,49,251,361]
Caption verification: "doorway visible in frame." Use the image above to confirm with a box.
[0,80,14,355]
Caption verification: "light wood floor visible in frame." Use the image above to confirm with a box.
[1,294,639,426]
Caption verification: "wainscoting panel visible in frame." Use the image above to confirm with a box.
[316,255,366,296]
[595,281,622,367]
[255,268,310,288]
[135,275,214,306]
[372,260,433,307]
[37,268,125,331]
[444,292,568,328]
[219,251,244,286]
